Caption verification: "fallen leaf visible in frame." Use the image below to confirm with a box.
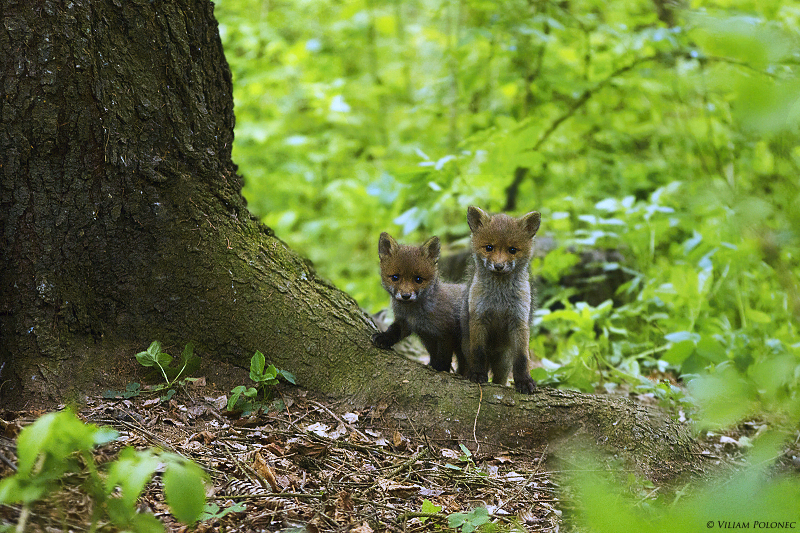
[305,422,331,438]
[503,471,525,483]
[441,449,459,460]
[392,430,407,450]
[253,451,280,491]
[328,422,348,440]
[287,437,328,458]
[188,430,217,445]
[376,478,421,498]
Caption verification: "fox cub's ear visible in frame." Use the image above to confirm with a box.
[420,236,440,262]
[520,211,541,238]
[467,206,490,233]
[378,232,398,259]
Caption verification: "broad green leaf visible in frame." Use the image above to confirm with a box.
[163,458,206,524]
[227,386,245,410]
[136,340,171,368]
[147,340,161,357]
[744,308,772,324]
[249,350,266,381]
[687,367,756,429]
[105,448,160,511]
[200,501,246,521]
[93,426,121,446]
[421,499,442,514]
[663,340,695,366]
[263,364,279,380]
[127,512,165,533]
[15,411,59,476]
[0,477,47,504]
[278,369,297,384]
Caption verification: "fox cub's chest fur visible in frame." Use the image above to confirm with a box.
[371,233,465,374]
[468,272,531,328]
[462,206,541,394]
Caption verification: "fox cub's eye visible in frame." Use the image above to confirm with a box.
[390,274,400,282]
[414,276,423,284]
[509,247,517,254]
[485,244,494,252]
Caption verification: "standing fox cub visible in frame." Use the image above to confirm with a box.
[462,206,541,393]
[371,233,466,374]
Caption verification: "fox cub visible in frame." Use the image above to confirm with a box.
[371,232,466,374]
[462,206,541,393]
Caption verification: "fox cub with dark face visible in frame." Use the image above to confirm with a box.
[371,233,466,374]
[462,206,541,393]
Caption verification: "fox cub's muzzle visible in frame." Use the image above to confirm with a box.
[483,258,515,273]
[394,291,417,301]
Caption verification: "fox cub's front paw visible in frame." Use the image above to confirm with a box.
[371,331,395,350]
[467,371,489,384]
[514,376,536,394]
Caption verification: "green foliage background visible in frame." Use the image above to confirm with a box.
[214,0,800,428]
[218,0,800,528]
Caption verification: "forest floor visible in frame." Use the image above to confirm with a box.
[0,357,786,533]
[1,376,558,532]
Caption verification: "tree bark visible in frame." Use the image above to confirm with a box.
[0,0,697,482]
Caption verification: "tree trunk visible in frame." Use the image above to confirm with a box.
[0,0,698,482]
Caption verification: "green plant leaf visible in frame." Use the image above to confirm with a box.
[458,444,472,461]
[200,501,246,521]
[160,389,176,402]
[269,398,286,413]
[249,350,266,381]
[277,369,297,384]
[419,499,442,523]
[136,340,173,371]
[258,364,279,386]
[148,340,161,357]
[135,340,161,367]
[163,458,206,524]
[744,308,772,324]
[15,411,59,476]
[663,340,695,365]
[93,426,121,446]
[127,512,165,533]
[105,447,161,513]
[448,507,491,532]
[0,476,46,505]
[227,386,246,411]
[176,342,201,379]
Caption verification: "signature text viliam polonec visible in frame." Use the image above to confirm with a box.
[711,522,797,530]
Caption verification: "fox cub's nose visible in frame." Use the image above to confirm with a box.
[398,292,414,300]
[491,263,508,272]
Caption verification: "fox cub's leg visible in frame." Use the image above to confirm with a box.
[454,341,467,376]
[510,323,535,394]
[421,336,454,372]
[490,348,513,386]
[371,321,409,350]
[467,320,490,383]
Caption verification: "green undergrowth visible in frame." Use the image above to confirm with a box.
[215,0,800,429]
[0,410,206,533]
[214,0,800,528]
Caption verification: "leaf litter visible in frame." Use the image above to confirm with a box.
[0,378,560,532]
